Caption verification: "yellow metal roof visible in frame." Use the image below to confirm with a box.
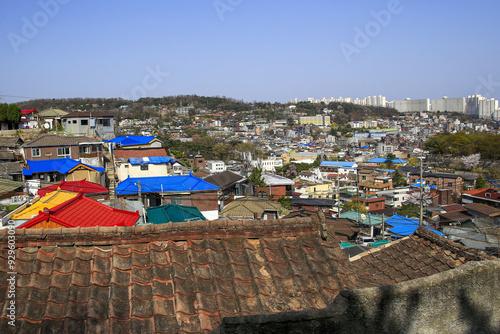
[12,189,78,220]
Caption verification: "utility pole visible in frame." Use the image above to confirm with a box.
[336,158,340,217]
[419,152,424,227]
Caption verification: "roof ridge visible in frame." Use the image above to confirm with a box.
[6,214,324,248]
[414,226,491,261]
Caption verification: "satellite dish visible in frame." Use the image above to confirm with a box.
[361,214,366,221]
[43,123,50,129]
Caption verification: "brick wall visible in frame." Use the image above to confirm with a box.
[254,186,287,201]
[25,145,80,161]
[191,191,219,211]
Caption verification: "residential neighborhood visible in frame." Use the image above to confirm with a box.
[0,98,500,333]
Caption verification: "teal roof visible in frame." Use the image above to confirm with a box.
[371,239,390,247]
[146,204,206,224]
[339,210,384,226]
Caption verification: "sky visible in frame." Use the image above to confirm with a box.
[1,0,500,105]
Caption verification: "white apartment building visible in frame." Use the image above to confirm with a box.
[205,160,227,174]
[479,98,499,120]
[388,98,431,113]
[376,188,410,208]
[431,96,466,113]
[250,157,283,172]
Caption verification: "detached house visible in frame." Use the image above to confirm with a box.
[62,111,115,139]
[23,135,104,166]
[115,174,220,220]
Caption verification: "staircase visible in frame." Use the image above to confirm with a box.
[103,150,116,200]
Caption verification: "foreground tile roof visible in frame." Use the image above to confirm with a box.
[0,214,359,333]
[350,226,492,288]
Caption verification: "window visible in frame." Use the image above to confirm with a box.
[124,164,129,168]
[97,118,111,127]
[140,164,149,170]
[258,191,267,198]
[79,146,89,154]
[57,147,70,157]
[447,182,453,187]
[32,148,41,157]
[92,144,102,152]
[81,119,88,126]
[433,181,437,185]
[72,120,77,124]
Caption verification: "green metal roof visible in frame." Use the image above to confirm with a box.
[371,239,390,248]
[339,210,385,226]
[0,178,24,197]
[146,204,206,224]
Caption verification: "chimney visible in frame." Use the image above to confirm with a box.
[253,212,259,220]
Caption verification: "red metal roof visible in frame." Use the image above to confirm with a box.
[37,179,109,197]
[21,108,36,115]
[113,148,169,159]
[18,193,139,228]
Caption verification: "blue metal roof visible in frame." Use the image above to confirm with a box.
[115,174,220,195]
[106,135,163,147]
[367,158,407,164]
[320,161,356,168]
[23,158,105,176]
[385,214,444,237]
[129,156,174,165]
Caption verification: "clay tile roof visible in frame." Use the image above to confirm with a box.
[204,171,245,188]
[0,214,359,333]
[350,226,492,288]
[113,147,170,159]
[464,203,500,217]
[23,135,100,147]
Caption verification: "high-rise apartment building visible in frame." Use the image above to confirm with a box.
[432,96,466,113]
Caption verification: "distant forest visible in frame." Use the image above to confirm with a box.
[424,132,500,160]
[16,95,400,123]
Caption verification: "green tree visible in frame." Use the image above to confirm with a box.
[343,200,368,213]
[6,104,21,122]
[386,153,396,160]
[396,203,419,218]
[476,175,488,189]
[249,168,266,187]
[278,196,291,210]
[392,169,407,187]
[0,103,8,122]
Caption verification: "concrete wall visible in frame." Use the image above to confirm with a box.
[117,163,171,181]
[213,259,500,334]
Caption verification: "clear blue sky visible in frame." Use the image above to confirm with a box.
[1,0,500,104]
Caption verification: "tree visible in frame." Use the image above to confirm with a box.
[386,153,396,160]
[286,117,295,127]
[0,103,8,122]
[396,203,419,218]
[343,200,368,213]
[278,196,291,210]
[5,104,21,123]
[249,168,266,187]
[392,169,407,187]
[405,191,432,207]
[476,175,488,189]
[461,153,481,170]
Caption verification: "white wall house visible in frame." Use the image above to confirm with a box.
[117,157,173,181]
[205,160,226,174]
[251,157,283,172]
[376,188,410,208]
